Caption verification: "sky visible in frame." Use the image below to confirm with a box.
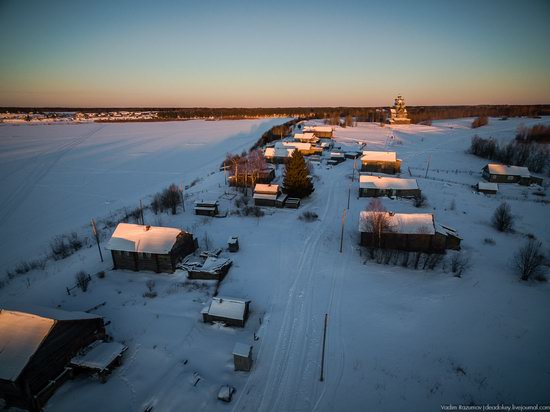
[0,0,549,107]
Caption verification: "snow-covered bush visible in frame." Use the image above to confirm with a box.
[448,252,470,277]
[492,202,514,232]
[514,239,545,281]
[413,194,427,208]
[50,236,72,260]
[75,271,91,292]
[299,211,318,222]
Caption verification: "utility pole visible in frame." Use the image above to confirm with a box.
[347,183,351,209]
[319,313,328,382]
[352,157,357,182]
[140,200,145,225]
[425,155,431,178]
[339,209,346,253]
[91,219,103,262]
[180,182,185,212]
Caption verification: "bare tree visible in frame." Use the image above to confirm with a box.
[492,202,514,232]
[514,239,545,281]
[362,199,393,248]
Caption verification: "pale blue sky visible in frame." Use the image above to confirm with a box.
[0,0,549,107]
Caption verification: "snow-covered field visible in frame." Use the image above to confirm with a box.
[1,117,550,411]
[0,119,289,269]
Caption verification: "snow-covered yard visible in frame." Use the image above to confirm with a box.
[1,117,549,411]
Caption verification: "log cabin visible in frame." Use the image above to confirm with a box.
[481,164,543,185]
[0,306,105,411]
[359,175,420,198]
[358,211,461,253]
[106,223,196,273]
[361,151,402,174]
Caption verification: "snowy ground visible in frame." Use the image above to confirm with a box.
[0,119,289,269]
[1,117,550,411]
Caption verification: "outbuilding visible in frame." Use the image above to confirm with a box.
[476,181,498,194]
[360,151,401,174]
[106,223,196,273]
[233,343,253,372]
[201,297,251,327]
[358,211,461,253]
[253,184,287,207]
[264,147,294,163]
[0,306,105,411]
[359,175,420,198]
[194,200,219,216]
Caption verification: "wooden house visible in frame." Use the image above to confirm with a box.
[481,164,542,185]
[476,181,498,194]
[0,306,105,411]
[358,211,461,253]
[303,126,334,138]
[253,184,287,207]
[264,147,293,163]
[293,133,319,144]
[359,175,420,198]
[194,200,219,216]
[361,151,401,174]
[106,223,196,273]
[279,141,322,156]
[201,297,251,327]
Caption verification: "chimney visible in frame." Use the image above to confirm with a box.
[145,225,151,231]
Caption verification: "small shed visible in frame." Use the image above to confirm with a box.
[228,236,239,252]
[0,306,105,411]
[201,297,251,327]
[284,197,301,209]
[106,223,196,273]
[359,175,420,198]
[233,343,253,372]
[361,151,401,174]
[477,181,498,194]
[194,200,219,216]
[70,341,127,383]
[330,152,346,164]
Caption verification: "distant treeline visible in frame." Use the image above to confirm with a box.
[2,105,550,123]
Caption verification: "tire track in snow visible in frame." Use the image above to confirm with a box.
[232,178,338,412]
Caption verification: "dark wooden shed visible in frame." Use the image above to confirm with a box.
[0,306,105,411]
[106,223,196,273]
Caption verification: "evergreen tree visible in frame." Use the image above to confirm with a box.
[283,150,314,198]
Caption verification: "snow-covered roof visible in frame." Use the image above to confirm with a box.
[278,141,312,151]
[478,181,498,191]
[359,212,435,235]
[330,152,345,158]
[265,147,293,158]
[486,164,530,177]
[255,183,279,194]
[106,223,183,254]
[361,151,397,162]
[70,341,127,371]
[303,126,333,133]
[204,297,249,321]
[0,307,101,381]
[293,133,318,142]
[233,342,252,357]
[359,175,418,190]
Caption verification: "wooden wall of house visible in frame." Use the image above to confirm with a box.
[359,188,420,198]
[360,232,446,253]
[9,318,105,410]
[361,161,401,174]
[254,198,277,207]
